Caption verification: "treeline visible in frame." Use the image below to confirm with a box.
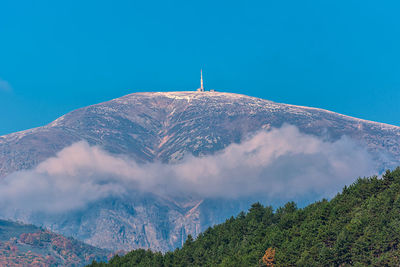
[89,168,400,266]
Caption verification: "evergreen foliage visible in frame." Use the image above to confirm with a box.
[88,168,400,266]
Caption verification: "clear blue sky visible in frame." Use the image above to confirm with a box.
[1,0,400,135]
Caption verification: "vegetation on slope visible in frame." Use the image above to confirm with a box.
[0,220,109,266]
[89,168,400,266]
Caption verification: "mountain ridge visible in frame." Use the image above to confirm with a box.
[2,91,399,141]
[1,91,400,178]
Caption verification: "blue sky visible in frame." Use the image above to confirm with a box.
[1,0,400,135]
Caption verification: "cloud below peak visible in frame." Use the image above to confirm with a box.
[0,125,378,215]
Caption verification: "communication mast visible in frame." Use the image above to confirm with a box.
[197,69,205,92]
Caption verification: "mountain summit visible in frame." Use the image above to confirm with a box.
[1,91,399,177]
[0,91,399,251]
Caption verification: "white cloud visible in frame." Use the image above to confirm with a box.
[0,125,378,215]
[0,78,12,92]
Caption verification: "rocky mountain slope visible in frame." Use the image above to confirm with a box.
[0,219,109,266]
[2,92,399,178]
[1,91,400,252]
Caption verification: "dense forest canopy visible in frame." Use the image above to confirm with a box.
[89,168,400,266]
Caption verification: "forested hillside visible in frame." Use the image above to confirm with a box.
[0,220,109,266]
[89,168,400,266]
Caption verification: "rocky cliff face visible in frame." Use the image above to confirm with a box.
[1,91,400,251]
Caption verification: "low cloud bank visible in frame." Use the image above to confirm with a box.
[0,125,378,214]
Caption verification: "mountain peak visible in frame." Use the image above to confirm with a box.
[1,91,400,177]
[112,91,265,104]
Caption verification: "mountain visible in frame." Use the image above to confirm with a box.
[88,168,400,267]
[1,91,400,252]
[1,92,399,177]
[0,219,109,266]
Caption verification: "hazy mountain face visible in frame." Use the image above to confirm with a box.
[0,92,399,251]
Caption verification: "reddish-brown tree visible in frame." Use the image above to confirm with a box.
[262,247,275,266]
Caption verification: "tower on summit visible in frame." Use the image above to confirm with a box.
[197,69,205,92]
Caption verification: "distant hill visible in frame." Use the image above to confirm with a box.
[1,91,400,252]
[0,220,109,266]
[89,168,400,266]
